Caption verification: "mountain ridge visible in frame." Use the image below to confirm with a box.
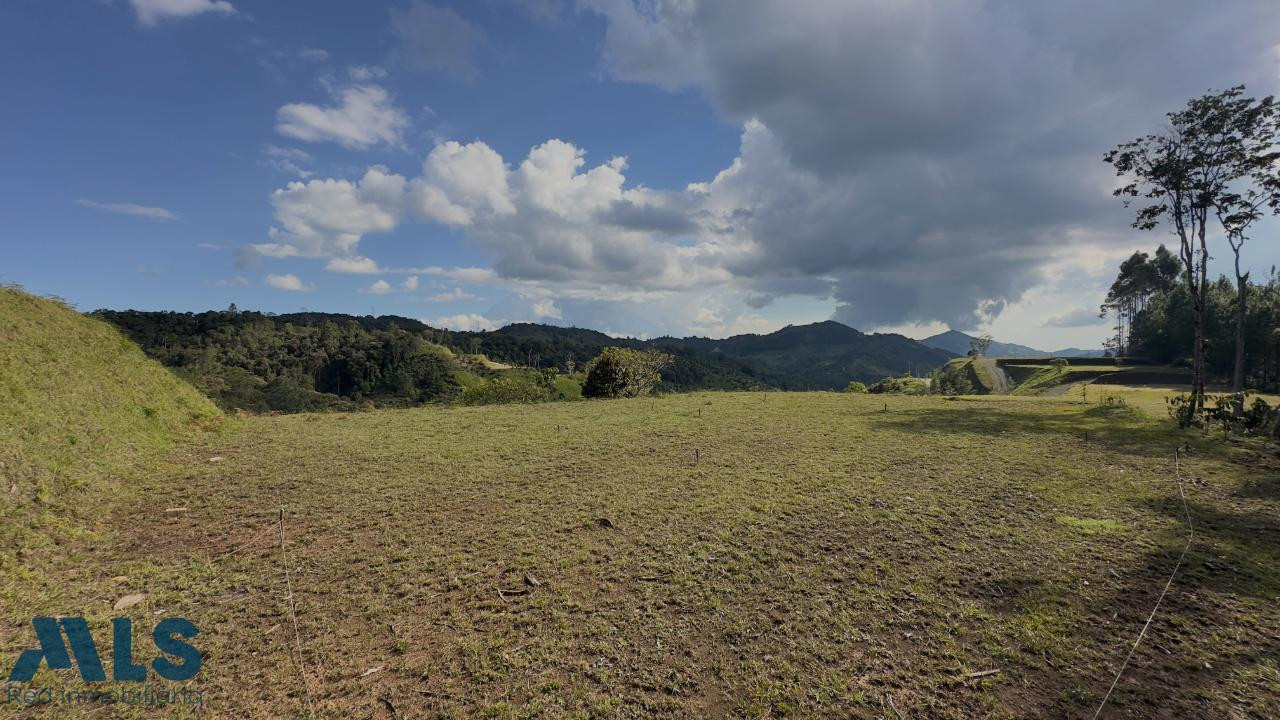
[920,329,1103,358]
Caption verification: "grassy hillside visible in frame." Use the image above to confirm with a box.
[0,286,221,553]
[25,389,1274,718]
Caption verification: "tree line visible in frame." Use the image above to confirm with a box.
[1101,247,1280,390]
[1105,86,1279,433]
[93,308,688,412]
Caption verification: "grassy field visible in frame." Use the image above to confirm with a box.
[6,387,1279,719]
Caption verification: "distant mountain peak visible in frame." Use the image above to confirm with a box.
[919,329,1102,358]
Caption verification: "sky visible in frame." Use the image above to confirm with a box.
[2,0,1279,349]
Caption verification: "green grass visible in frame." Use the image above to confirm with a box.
[1055,516,1126,534]
[0,287,221,549]
[1,287,224,691]
[7,387,1277,718]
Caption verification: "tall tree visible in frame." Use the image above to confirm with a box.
[1194,89,1279,414]
[1100,245,1182,356]
[968,334,992,357]
[1105,88,1260,417]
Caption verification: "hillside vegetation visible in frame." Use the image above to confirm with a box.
[0,287,222,553]
[95,310,768,412]
[94,311,969,412]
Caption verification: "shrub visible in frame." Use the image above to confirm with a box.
[929,365,973,395]
[867,375,929,395]
[551,374,583,400]
[844,381,868,393]
[582,347,673,398]
[1166,393,1276,434]
[459,375,551,405]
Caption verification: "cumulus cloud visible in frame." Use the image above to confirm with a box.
[433,313,498,331]
[260,0,1279,338]
[408,140,514,225]
[530,298,562,320]
[77,199,177,220]
[265,273,312,291]
[325,256,381,274]
[421,139,725,292]
[362,275,419,294]
[261,167,405,259]
[389,1,482,80]
[576,0,1280,331]
[428,287,475,302]
[363,279,393,294]
[129,0,234,26]
[276,85,408,149]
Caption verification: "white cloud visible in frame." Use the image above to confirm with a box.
[428,287,475,302]
[276,85,408,149]
[265,273,312,292]
[77,199,177,220]
[530,298,561,320]
[298,48,329,62]
[130,0,234,26]
[325,256,381,274]
[263,167,406,258]
[432,313,498,331]
[409,140,514,225]
[264,0,1278,343]
[361,275,418,294]
[405,138,724,292]
[443,266,498,284]
[1043,307,1106,328]
[575,0,1280,333]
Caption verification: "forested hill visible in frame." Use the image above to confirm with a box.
[91,309,768,412]
[464,320,956,390]
[93,309,958,411]
[654,321,956,390]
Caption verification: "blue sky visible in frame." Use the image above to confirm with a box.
[3,1,1278,348]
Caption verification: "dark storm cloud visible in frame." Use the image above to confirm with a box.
[584,0,1280,328]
